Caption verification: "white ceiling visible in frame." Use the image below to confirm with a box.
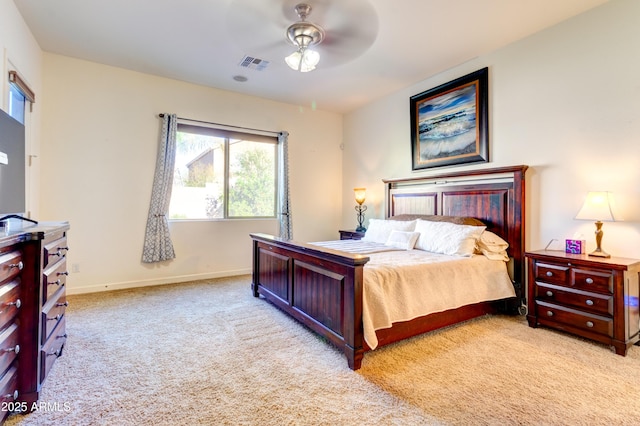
[14,0,609,114]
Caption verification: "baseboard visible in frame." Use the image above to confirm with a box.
[66,268,252,295]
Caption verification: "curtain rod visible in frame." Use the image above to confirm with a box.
[158,114,281,137]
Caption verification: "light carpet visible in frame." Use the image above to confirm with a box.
[6,275,640,425]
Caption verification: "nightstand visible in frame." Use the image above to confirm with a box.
[339,229,365,240]
[526,250,640,356]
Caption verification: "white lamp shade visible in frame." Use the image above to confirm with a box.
[285,48,320,72]
[575,191,616,221]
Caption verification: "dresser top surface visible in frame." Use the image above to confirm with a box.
[0,222,70,249]
[526,250,640,268]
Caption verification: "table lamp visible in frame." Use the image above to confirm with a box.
[574,191,616,258]
[354,188,367,232]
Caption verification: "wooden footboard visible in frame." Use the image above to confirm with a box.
[251,233,370,370]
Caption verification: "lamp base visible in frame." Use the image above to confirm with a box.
[355,225,367,233]
[588,249,611,258]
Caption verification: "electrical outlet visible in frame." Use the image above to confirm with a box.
[72,263,80,273]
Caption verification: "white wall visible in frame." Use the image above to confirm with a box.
[343,0,640,259]
[40,55,343,294]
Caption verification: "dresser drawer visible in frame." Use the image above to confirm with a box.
[43,236,69,270]
[0,323,20,375]
[43,259,69,304]
[534,262,569,286]
[536,301,613,338]
[0,365,19,405]
[572,267,613,294]
[535,282,613,317]
[0,281,21,328]
[0,251,23,284]
[42,290,68,345]
[40,315,66,383]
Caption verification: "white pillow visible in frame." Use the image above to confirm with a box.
[476,231,510,261]
[385,230,420,250]
[414,219,485,256]
[361,219,416,244]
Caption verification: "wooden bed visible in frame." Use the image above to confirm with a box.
[251,165,528,370]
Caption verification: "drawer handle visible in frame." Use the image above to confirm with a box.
[3,390,18,401]
[9,261,23,270]
[546,291,553,297]
[49,251,63,257]
[586,299,594,306]
[4,344,19,354]
[585,278,594,284]
[48,314,63,322]
[546,310,554,317]
[7,299,21,309]
[546,271,553,277]
[57,271,69,276]
[48,279,63,286]
[56,301,69,307]
[586,321,594,328]
[48,348,63,358]
[57,333,68,340]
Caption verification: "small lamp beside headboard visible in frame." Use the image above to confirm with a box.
[354,187,367,232]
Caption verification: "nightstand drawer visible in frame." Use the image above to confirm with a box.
[535,282,613,316]
[537,301,613,338]
[572,268,613,294]
[339,230,365,240]
[534,262,569,286]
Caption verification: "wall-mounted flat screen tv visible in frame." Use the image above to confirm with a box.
[0,108,26,215]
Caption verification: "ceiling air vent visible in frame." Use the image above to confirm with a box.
[239,56,269,71]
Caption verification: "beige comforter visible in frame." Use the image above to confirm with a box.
[362,250,515,349]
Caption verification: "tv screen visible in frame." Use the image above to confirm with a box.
[0,108,26,215]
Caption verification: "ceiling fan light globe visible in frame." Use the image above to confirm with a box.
[302,49,320,67]
[285,48,320,72]
[285,51,303,70]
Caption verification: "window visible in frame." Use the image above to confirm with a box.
[169,123,278,220]
[8,70,35,124]
[8,85,26,124]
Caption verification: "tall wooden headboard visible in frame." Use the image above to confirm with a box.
[383,165,528,311]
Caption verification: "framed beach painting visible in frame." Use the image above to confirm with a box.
[410,67,488,170]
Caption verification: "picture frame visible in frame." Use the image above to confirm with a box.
[410,67,489,170]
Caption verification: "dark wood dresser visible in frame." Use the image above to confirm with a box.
[0,222,69,419]
[526,250,640,356]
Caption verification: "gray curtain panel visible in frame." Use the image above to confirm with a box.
[142,114,177,263]
[278,131,292,239]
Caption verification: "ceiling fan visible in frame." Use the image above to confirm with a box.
[225,0,378,72]
[284,4,325,72]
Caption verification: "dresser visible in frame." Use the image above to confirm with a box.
[526,250,640,355]
[0,222,69,417]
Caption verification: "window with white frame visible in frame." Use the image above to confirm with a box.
[169,123,278,220]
